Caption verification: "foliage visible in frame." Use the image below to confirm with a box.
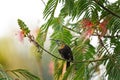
[41,0,120,80]
[0,65,13,80]
[15,0,120,80]
[17,19,30,37]
[11,69,40,80]
[0,65,40,80]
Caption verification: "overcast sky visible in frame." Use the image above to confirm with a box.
[0,0,47,37]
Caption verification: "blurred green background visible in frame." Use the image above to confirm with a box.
[0,0,53,79]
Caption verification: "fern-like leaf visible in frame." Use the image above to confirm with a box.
[11,69,40,80]
[0,65,13,80]
[43,0,58,19]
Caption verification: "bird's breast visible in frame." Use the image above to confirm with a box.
[58,44,65,50]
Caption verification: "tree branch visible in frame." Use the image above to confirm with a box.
[92,34,120,38]
[93,0,120,19]
[97,35,120,68]
[27,34,108,63]
[64,25,120,38]
[28,34,64,60]
[73,57,108,63]
[98,35,110,55]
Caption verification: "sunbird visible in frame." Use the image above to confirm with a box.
[51,39,73,68]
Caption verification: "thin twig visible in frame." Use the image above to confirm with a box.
[27,34,108,63]
[63,26,81,34]
[64,26,120,38]
[98,35,110,54]
[92,34,120,38]
[63,21,119,38]
[28,34,64,60]
[98,36,120,68]
[93,0,120,19]
[73,57,108,63]
[103,35,120,38]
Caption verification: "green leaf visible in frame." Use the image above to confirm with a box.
[36,17,53,54]
[73,63,89,80]
[106,54,120,80]
[11,69,40,80]
[59,0,74,17]
[54,60,65,80]
[17,19,30,36]
[0,65,13,80]
[50,17,72,53]
[62,65,74,80]
[43,0,58,19]
[49,16,73,80]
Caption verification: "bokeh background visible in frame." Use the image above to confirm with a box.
[0,0,53,80]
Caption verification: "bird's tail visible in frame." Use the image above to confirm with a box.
[66,61,70,69]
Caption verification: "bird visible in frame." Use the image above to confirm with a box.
[51,39,73,69]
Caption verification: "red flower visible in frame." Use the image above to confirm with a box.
[99,20,108,28]
[85,29,94,39]
[81,18,94,39]
[81,19,93,28]
[99,20,108,37]
[16,30,25,42]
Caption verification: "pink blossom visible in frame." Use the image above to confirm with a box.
[48,61,54,75]
[16,30,25,42]
[84,29,94,39]
[81,19,93,28]
[99,20,108,37]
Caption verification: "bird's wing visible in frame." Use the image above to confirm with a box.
[65,45,73,61]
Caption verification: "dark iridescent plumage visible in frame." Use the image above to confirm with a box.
[51,39,73,68]
[58,45,73,68]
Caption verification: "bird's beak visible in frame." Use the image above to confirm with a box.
[50,39,60,45]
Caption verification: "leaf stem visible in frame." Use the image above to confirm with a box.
[97,34,120,68]
[93,0,120,19]
[28,34,64,60]
[63,26,81,34]
[73,57,108,63]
